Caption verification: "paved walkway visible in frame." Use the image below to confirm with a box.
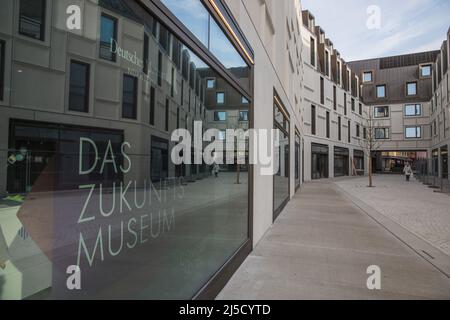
[217,180,450,300]
[336,175,450,256]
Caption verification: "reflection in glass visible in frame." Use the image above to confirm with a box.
[0,0,250,300]
[273,102,289,218]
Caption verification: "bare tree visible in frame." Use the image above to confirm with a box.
[359,110,384,187]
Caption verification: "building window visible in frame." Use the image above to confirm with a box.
[374,106,389,118]
[214,111,227,121]
[433,120,437,136]
[206,78,215,89]
[344,93,347,115]
[405,126,421,139]
[375,128,389,140]
[69,61,90,113]
[0,40,4,101]
[333,86,337,110]
[326,111,330,138]
[241,96,249,104]
[336,61,341,85]
[320,77,324,105]
[348,120,351,143]
[363,127,367,139]
[310,37,315,66]
[149,86,155,125]
[420,64,431,77]
[165,98,169,131]
[363,71,373,83]
[359,103,362,115]
[356,124,360,137]
[351,98,355,112]
[122,75,137,119]
[325,50,330,76]
[406,82,417,96]
[19,0,46,41]
[239,111,249,121]
[157,51,162,86]
[376,85,386,98]
[100,14,117,61]
[405,104,421,117]
[176,107,180,128]
[143,33,149,74]
[311,105,316,135]
[170,67,175,97]
[216,92,225,104]
[338,116,342,141]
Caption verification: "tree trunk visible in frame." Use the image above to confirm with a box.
[368,156,373,187]
[236,164,241,184]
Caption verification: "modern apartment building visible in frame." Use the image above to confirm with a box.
[0,0,448,300]
[349,29,450,177]
[300,11,368,181]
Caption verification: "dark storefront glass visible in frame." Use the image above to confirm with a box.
[273,97,290,220]
[334,147,349,177]
[312,143,329,179]
[441,146,448,179]
[295,132,301,190]
[354,150,365,173]
[0,0,251,300]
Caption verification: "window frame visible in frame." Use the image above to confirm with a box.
[362,71,373,83]
[405,126,422,139]
[213,111,227,122]
[376,84,386,99]
[206,78,216,89]
[122,74,138,120]
[19,0,46,41]
[406,81,417,97]
[68,60,90,113]
[420,64,432,78]
[374,127,390,140]
[216,92,225,104]
[99,13,118,62]
[374,106,389,118]
[404,104,422,117]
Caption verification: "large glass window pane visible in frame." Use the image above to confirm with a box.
[19,0,46,41]
[100,14,117,61]
[69,61,90,113]
[161,0,209,46]
[273,101,289,219]
[0,0,250,301]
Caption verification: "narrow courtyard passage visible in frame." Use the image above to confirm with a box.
[217,179,450,300]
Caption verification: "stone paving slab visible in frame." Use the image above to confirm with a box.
[335,175,450,256]
[217,181,450,300]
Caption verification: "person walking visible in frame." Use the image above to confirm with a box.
[403,162,413,182]
[213,162,220,178]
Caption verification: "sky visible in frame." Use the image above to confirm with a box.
[300,0,450,61]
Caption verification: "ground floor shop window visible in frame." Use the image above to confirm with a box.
[334,147,349,177]
[273,93,290,220]
[353,149,365,174]
[312,143,329,179]
[295,132,301,190]
[441,146,448,179]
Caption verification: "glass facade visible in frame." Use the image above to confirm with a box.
[0,0,251,300]
[311,143,329,180]
[334,147,349,177]
[273,97,290,220]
